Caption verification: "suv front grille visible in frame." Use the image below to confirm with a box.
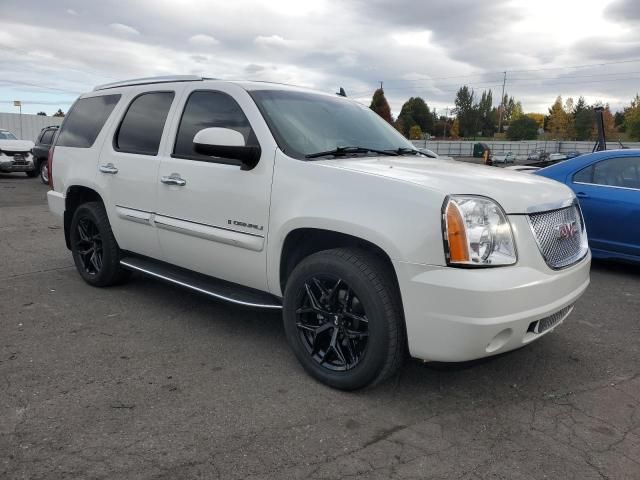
[528,203,587,269]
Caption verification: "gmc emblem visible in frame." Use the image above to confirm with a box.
[555,221,578,239]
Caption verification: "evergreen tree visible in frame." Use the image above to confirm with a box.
[453,86,476,137]
[369,88,393,124]
[396,97,434,138]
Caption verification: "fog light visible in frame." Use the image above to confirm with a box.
[486,328,513,353]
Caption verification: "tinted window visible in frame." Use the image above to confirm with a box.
[40,129,55,145]
[573,165,593,183]
[57,95,120,148]
[0,131,17,140]
[115,92,174,155]
[173,90,257,163]
[592,157,640,189]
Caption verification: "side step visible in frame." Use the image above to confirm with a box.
[120,256,282,309]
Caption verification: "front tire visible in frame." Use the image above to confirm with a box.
[69,201,130,287]
[283,248,405,390]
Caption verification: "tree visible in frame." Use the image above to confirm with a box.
[573,96,593,141]
[36,111,47,116]
[623,95,640,140]
[453,86,476,137]
[408,125,423,140]
[590,105,617,140]
[507,116,539,140]
[53,109,65,117]
[450,118,460,138]
[396,97,434,138]
[477,90,496,136]
[525,113,545,130]
[369,88,393,124]
[546,96,571,139]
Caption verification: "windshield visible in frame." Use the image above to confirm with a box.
[0,131,17,140]
[250,90,414,159]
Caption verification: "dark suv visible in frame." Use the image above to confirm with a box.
[33,126,58,184]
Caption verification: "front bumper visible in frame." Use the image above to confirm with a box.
[395,249,591,362]
[0,154,35,172]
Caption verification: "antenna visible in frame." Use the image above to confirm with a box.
[336,87,347,97]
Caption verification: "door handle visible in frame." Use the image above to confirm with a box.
[575,191,588,198]
[160,173,187,186]
[99,163,118,174]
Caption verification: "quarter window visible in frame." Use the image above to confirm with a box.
[173,90,257,164]
[57,95,120,148]
[573,165,593,184]
[115,92,175,155]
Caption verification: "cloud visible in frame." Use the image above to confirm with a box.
[0,0,639,116]
[188,34,219,47]
[254,35,291,48]
[108,23,140,36]
[66,9,78,16]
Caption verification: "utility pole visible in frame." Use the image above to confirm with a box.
[497,71,506,134]
[443,106,449,138]
[14,100,22,139]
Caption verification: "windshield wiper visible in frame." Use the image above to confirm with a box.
[390,147,427,156]
[305,146,399,159]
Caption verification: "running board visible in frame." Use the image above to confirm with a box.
[120,256,282,309]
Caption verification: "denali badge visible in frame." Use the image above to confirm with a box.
[555,221,578,239]
[228,219,264,231]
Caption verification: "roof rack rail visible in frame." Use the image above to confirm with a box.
[94,75,205,91]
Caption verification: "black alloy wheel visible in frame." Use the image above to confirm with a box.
[295,275,369,371]
[74,216,103,276]
[69,201,131,287]
[283,248,405,390]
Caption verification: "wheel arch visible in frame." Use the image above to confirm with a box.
[63,185,105,249]
[277,227,401,298]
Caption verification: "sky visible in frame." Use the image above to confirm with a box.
[1,0,639,117]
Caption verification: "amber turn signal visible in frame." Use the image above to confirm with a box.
[445,201,469,263]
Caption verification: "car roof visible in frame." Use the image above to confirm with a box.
[89,75,338,99]
[537,149,640,175]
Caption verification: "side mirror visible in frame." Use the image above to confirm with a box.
[193,127,261,170]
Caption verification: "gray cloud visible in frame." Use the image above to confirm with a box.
[0,0,639,115]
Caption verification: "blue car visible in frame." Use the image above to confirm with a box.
[535,149,640,263]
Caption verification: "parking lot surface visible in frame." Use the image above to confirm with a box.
[1,174,639,480]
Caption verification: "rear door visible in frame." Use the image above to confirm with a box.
[95,87,182,259]
[572,156,640,257]
[155,84,277,291]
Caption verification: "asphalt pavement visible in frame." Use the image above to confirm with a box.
[1,173,639,479]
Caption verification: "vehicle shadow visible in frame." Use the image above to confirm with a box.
[591,257,640,276]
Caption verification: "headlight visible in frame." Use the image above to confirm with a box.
[442,195,517,267]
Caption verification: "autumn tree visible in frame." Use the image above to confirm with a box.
[624,95,640,140]
[525,113,545,130]
[409,125,423,140]
[591,105,617,140]
[450,118,460,138]
[53,109,65,117]
[369,88,393,124]
[546,96,571,139]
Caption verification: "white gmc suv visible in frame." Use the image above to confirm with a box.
[47,76,590,390]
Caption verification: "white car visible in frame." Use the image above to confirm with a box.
[47,76,590,389]
[492,151,517,164]
[0,129,37,177]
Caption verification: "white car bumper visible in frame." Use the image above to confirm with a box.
[395,250,591,362]
[47,190,65,218]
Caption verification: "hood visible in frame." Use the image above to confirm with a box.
[316,156,575,214]
[0,139,34,152]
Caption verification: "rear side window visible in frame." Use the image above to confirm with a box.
[114,91,175,155]
[40,129,55,145]
[173,90,257,163]
[57,95,120,148]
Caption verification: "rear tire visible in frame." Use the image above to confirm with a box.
[283,248,405,390]
[69,201,130,287]
[39,160,49,184]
